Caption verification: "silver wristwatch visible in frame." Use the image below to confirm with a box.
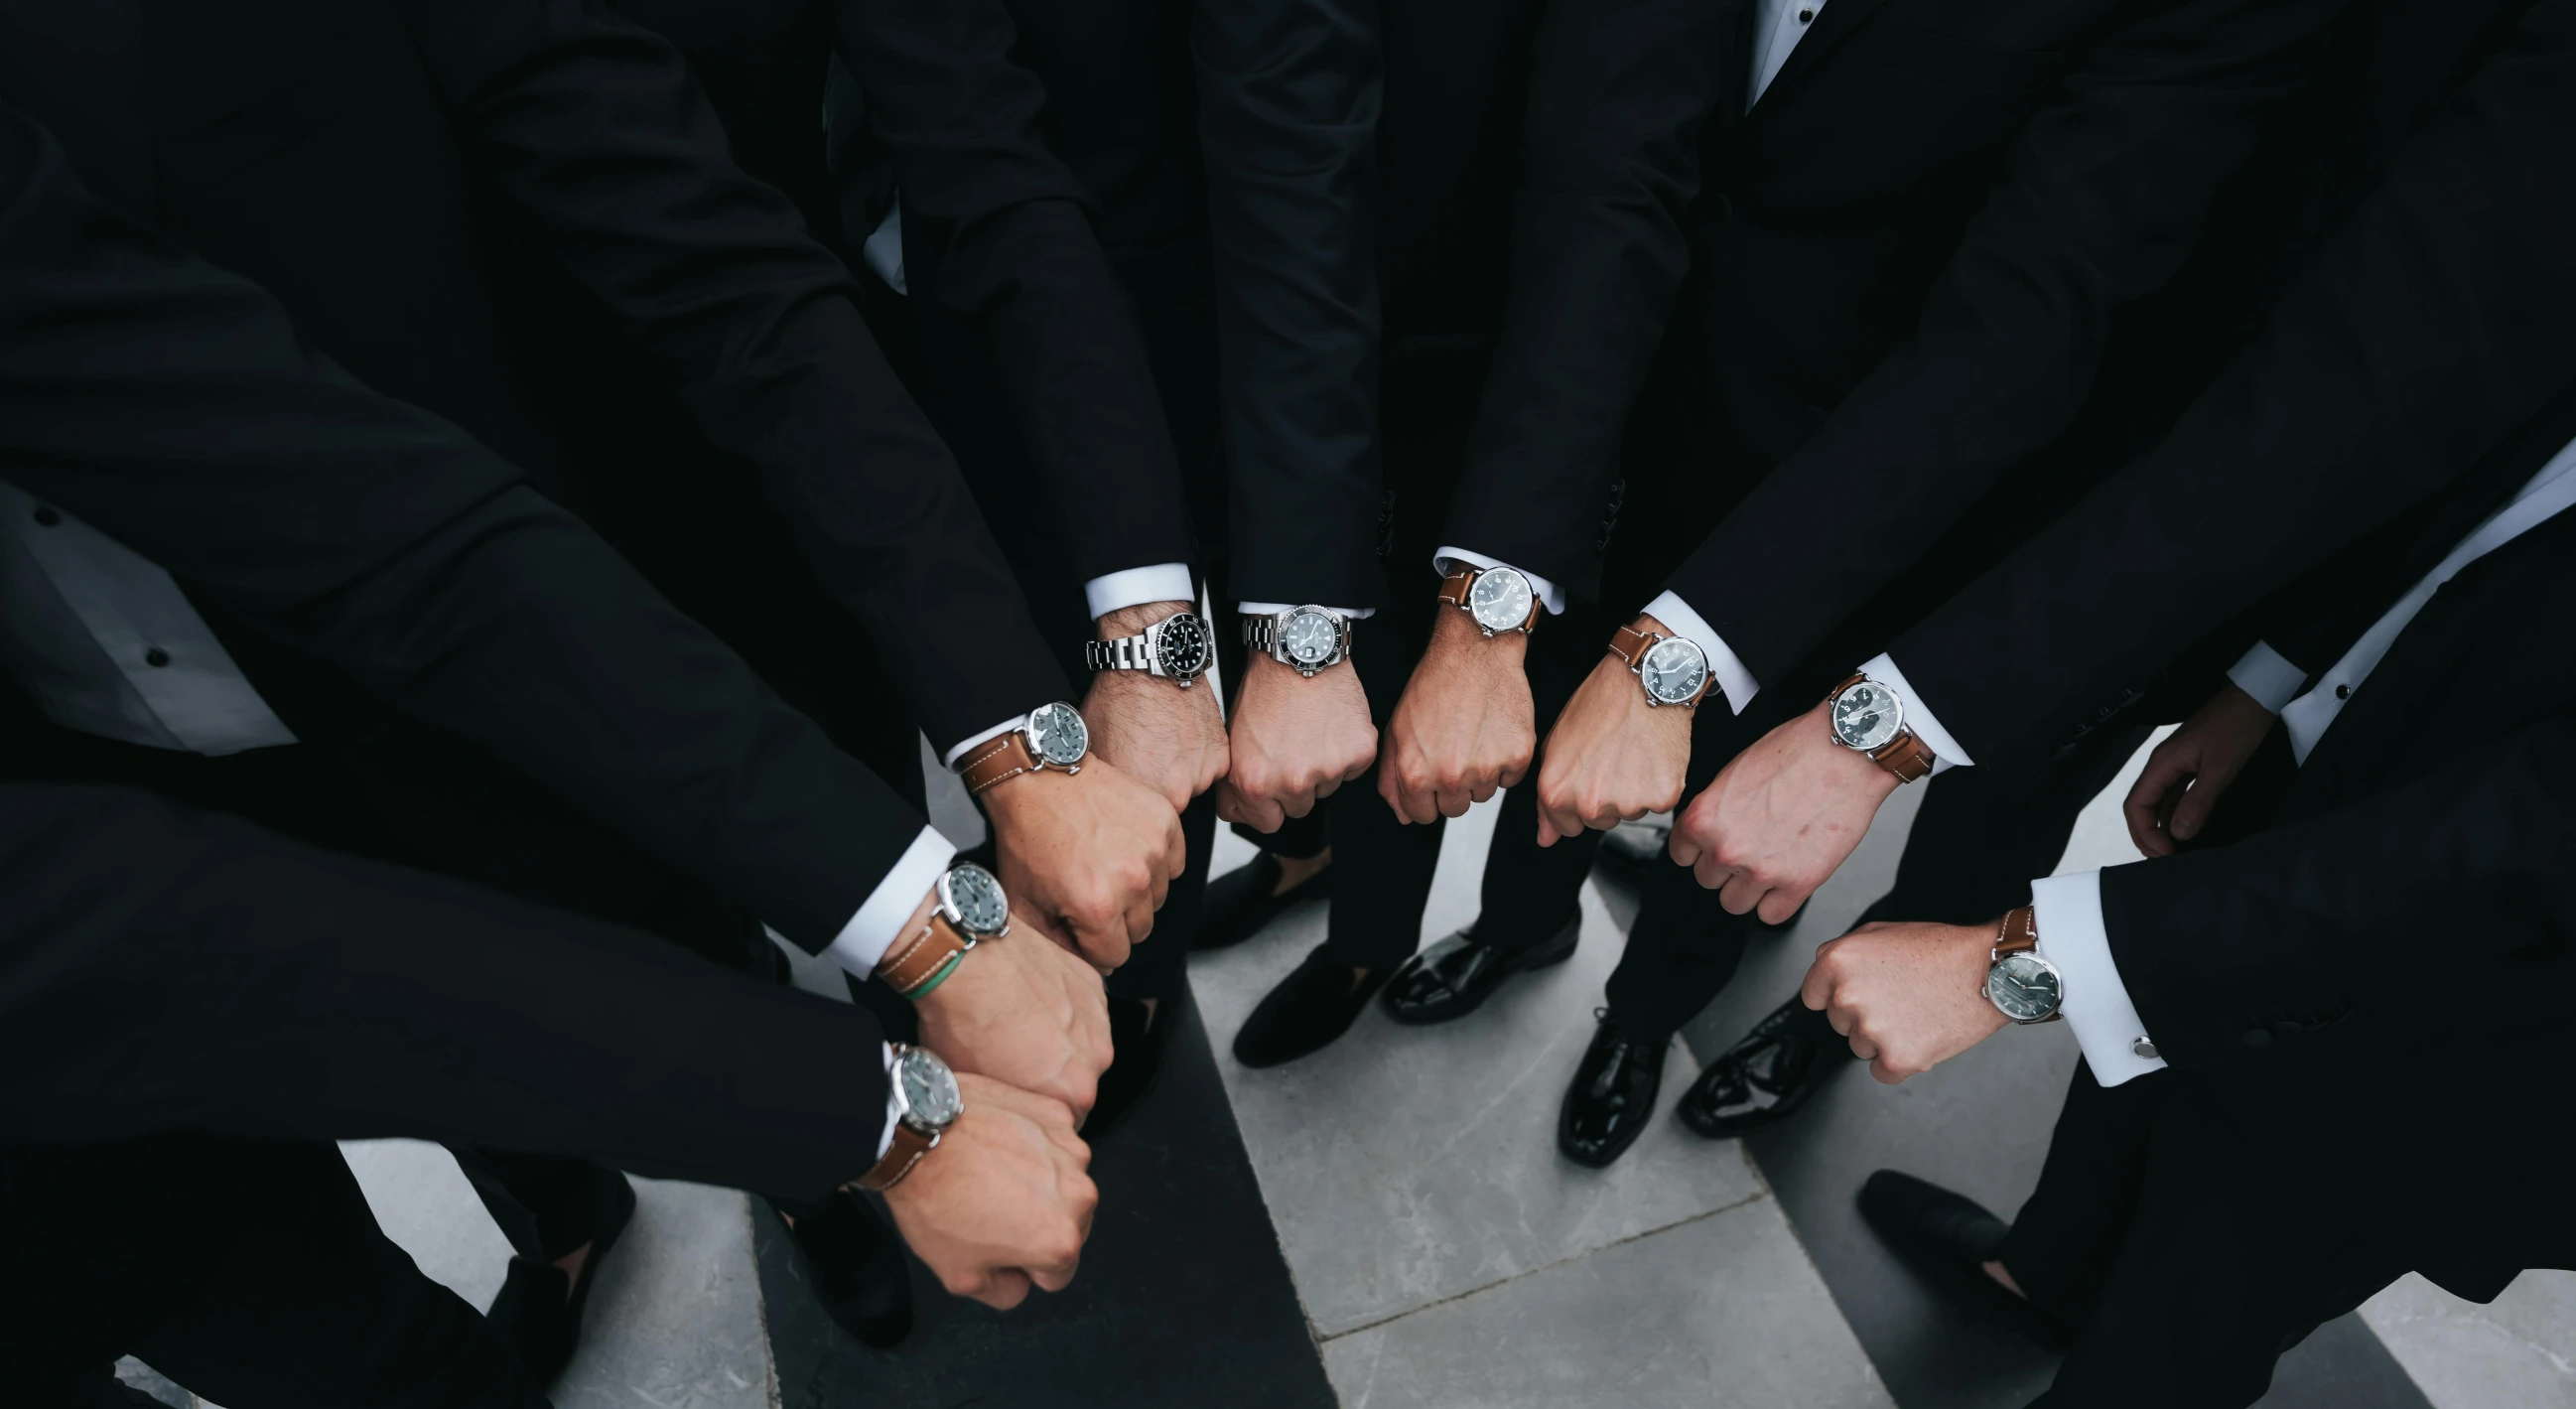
[1243,605,1353,677]
[1985,907,2065,1025]
[1085,611,1212,687]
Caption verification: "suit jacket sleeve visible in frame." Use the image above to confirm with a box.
[1434,0,1733,596]
[0,784,884,1200]
[1889,5,2576,768]
[1200,0,1389,609]
[1667,0,2342,682]
[392,0,1069,750]
[832,0,1195,587]
[0,105,918,950]
[2099,722,2576,1078]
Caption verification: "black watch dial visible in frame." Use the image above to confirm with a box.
[1155,613,1211,678]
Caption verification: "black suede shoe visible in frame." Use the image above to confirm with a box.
[1382,916,1579,1026]
[485,1168,637,1383]
[1558,1011,1672,1169]
[1233,944,1387,1067]
[772,1189,914,1349]
[1677,998,1843,1139]
[1857,1170,2074,1352]
[1195,852,1332,951]
[1083,995,1172,1139]
[1589,816,1672,888]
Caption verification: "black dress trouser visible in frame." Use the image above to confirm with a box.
[4,1135,547,1409]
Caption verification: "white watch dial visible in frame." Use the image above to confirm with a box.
[1639,636,1709,705]
[1830,680,1903,751]
[1026,701,1089,766]
[1281,610,1339,665]
[1466,567,1535,633]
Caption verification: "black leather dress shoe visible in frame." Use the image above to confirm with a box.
[773,1189,914,1348]
[1233,944,1387,1067]
[1558,1012,1672,1169]
[1383,916,1579,1026]
[1195,852,1332,951]
[1857,1170,2073,1351]
[1083,995,1172,1139]
[485,1168,637,1383]
[1676,998,1843,1139]
[1589,816,1672,888]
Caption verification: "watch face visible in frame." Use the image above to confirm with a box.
[1639,636,1709,705]
[1026,701,1089,767]
[1154,613,1212,678]
[941,863,1009,935]
[1281,609,1340,666]
[1466,567,1535,633]
[894,1047,963,1131]
[1986,952,2063,1023]
[1830,680,1904,751]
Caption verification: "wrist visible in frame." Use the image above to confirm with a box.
[1098,600,1192,639]
[1428,603,1529,660]
[875,887,945,985]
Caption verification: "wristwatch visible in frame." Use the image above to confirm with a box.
[1436,562,1540,637]
[956,701,1088,794]
[1085,610,1212,688]
[1244,605,1353,677]
[1608,623,1713,708]
[876,861,1011,999]
[1984,906,2064,1025]
[857,1044,963,1192]
[1823,673,1937,782]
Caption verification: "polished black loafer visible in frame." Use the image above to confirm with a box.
[1558,1011,1672,1169]
[1233,944,1387,1067]
[1082,994,1173,1140]
[1857,1170,2074,1352]
[1382,916,1579,1026]
[1194,851,1333,951]
[1676,997,1844,1139]
[485,1167,637,1383]
[772,1189,914,1349]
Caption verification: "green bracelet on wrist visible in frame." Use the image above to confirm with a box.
[904,950,966,1001]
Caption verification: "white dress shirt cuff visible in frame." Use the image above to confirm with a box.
[823,825,958,977]
[2226,640,2305,714]
[1858,652,1968,773]
[861,199,907,296]
[1084,563,1197,620]
[2031,869,2168,1087]
[1237,602,1377,620]
[1430,546,1566,615]
[1640,591,1760,715]
[877,1043,900,1160]
[940,716,1027,771]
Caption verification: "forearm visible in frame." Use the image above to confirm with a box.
[0,786,888,1200]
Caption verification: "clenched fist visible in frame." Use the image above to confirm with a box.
[986,757,1186,970]
[1379,609,1534,824]
[1216,652,1377,832]
[1535,622,1695,845]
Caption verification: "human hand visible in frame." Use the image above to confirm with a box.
[1082,602,1229,812]
[900,889,1112,1121]
[1801,918,2008,1084]
[984,756,1185,970]
[1377,609,1534,824]
[1534,619,1694,845]
[2123,684,2275,858]
[1668,701,1897,922]
[878,1072,1096,1310]
[1215,651,1377,832]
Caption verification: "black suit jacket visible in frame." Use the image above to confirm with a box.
[0,782,885,1200]
[0,0,1067,755]
[1438,0,2344,626]
[0,107,919,953]
[1891,0,2576,770]
[2097,513,2576,1301]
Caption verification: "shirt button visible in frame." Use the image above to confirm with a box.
[2130,1037,2159,1060]
[2240,1027,2272,1050]
[144,646,172,668]
[33,505,61,527]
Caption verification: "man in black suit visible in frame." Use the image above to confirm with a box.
[0,780,1098,1406]
[0,98,1115,1380]
[1660,0,2564,1152]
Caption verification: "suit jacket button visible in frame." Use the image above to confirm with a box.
[33,505,61,527]
[2240,1028,2271,1050]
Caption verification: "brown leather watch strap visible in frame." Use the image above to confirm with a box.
[1824,671,1866,703]
[878,912,975,996]
[957,731,1038,794]
[857,1121,936,1192]
[1608,623,1657,667]
[1436,564,1476,610]
[1869,730,1938,783]
[1995,906,2040,957]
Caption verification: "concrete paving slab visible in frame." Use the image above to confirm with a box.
[1321,1195,1893,1409]
[2366,1271,2576,1409]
